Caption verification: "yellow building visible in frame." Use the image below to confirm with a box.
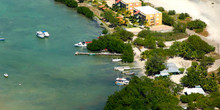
[116,0,142,15]
[134,6,162,26]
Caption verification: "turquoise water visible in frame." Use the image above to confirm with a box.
[0,0,119,109]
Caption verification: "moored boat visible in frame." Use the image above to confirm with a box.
[4,73,8,78]
[42,31,50,37]
[112,58,122,62]
[74,42,87,47]
[0,38,5,41]
[115,78,129,86]
[124,72,135,76]
[36,31,44,38]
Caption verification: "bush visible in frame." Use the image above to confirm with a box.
[179,68,184,73]
[65,0,78,8]
[178,13,190,20]
[187,19,207,30]
[122,44,134,62]
[77,6,94,19]
[102,29,108,34]
[168,10,176,15]
[180,93,204,103]
[173,22,186,33]
[157,40,165,47]
[133,38,145,46]
[156,7,165,12]
[137,29,150,38]
[162,13,175,26]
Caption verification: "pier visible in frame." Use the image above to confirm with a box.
[75,52,122,56]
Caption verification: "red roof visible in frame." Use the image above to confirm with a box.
[116,0,121,3]
[116,16,123,19]
[98,5,104,8]
[134,10,140,15]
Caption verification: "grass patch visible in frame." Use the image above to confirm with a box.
[150,32,188,41]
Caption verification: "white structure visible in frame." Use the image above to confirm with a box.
[183,87,206,95]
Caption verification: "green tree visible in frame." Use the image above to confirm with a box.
[168,10,176,15]
[122,44,134,62]
[162,13,175,26]
[77,7,94,19]
[187,19,207,30]
[145,54,166,75]
[65,0,78,8]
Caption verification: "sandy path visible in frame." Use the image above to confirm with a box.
[133,47,147,76]
[167,57,192,84]
[208,59,220,72]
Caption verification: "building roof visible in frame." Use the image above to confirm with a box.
[183,87,205,95]
[121,0,140,4]
[166,63,180,73]
[134,6,161,15]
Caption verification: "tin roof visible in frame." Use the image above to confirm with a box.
[134,6,161,15]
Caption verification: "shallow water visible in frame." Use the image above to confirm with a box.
[147,0,220,43]
[0,0,119,109]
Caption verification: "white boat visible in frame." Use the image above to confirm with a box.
[115,78,129,86]
[124,72,135,76]
[4,73,8,78]
[74,42,87,47]
[112,58,122,62]
[36,31,44,38]
[42,31,50,37]
[114,66,131,71]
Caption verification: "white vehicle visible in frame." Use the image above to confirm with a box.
[74,42,87,47]
[112,58,122,62]
[36,31,44,38]
[42,31,50,37]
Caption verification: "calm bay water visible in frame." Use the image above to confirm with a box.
[0,0,118,109]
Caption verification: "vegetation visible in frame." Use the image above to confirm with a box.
[178,13,190,20]
[55,0,78,8]
[145,54,166,75]
[180,62,218,92]
[113,27,134,41]
[104,76,182,110]
[121,44,134,62]
[173,22,186,33]
[87,32,134,62]
[169,35,215,59]
[180,92,220,110]
[77,7,94,19]
[156,7,165,12]
[162,13,175,26]
[102,29,108,34]
[187,19,207,31]
[102,10,119,27]
[168,10,176,15]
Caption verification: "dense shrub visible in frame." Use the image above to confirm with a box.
[137,29,150,38]
[87,35,134,62]
[174,22,186,33]
[102,10,118,26]
[187,19,207,30]
[145,54,166,75]
[178,13,189,20]
[157,40,165,47]
[122,44,134,62]
[156,7,165,12]
[133,38,145,46]
[168,10,176,15]
[162,13,175,26]
[113,28,134,41]
[104,77,182,110]
[180,93,204,103]
[102,29,108,34]
[77,7,94,19]
[55,0,78,8]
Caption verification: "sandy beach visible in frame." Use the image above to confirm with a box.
[146,0,220,44]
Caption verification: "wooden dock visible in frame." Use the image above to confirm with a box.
[75,52,122,56]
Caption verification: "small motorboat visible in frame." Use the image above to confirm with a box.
[74,42,87,47]
[42,31,50,37]
[124,72,135,76]
[112,58,122,62]
[4,73,8,78]
[36,31,44,38]
[0,38,5,41]
[115,78,129,86]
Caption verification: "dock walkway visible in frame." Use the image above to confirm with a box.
[75,52,122,56]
